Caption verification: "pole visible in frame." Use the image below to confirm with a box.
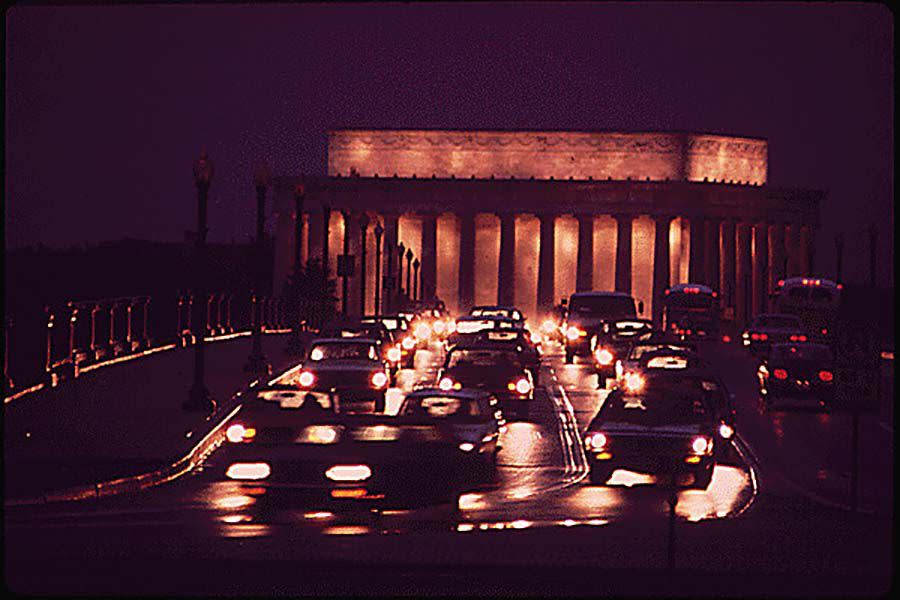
[245,180,271,374]
[397,242,406,304]
[406,249,413,303]
[359,214,369,316]
[185,153,216,413]
[294,184,305,272]
[374,223,383,318]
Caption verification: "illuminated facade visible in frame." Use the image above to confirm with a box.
[272,129,822,325]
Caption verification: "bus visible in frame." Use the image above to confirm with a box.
[661,283,720,341]
[770,277,841,343]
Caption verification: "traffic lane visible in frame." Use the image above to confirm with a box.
[702,341,893,514]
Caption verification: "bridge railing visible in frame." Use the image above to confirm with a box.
[4,293,293,402]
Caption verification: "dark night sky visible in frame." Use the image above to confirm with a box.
[5,2,894,286]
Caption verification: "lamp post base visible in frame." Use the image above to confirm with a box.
[243,352,272,375]
[184,384,216,413]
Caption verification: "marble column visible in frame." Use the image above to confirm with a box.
[735,222,752,326]
[576,214,594,292]
[382,213,399,313]
[799,224,812,276]
[498,212,516,306]
[769,221,786,290]
[458,211,476,313]
[785,222,800,277]
[652,215,674,327]
[752,222,768,316]
[705,219,721,293]
[720,220,736,319]
[421,212,438,301]
[689,216,706,285]
[614,214,633,294]
[537,213,556,313]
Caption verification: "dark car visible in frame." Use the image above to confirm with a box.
[469,305,525,323]
[360,315,416,368]
[451,328,542,385]
[589,318,654,388]
[320,320,408,378]
[757,342,836,410]
[292,338,391,413]
[221,389,477,509]
[741,313,807,358]
[437,345,535,419]
[584,374,723,489]
[563,291,644,363]
[399,388,506,480]
[615,336,699,386]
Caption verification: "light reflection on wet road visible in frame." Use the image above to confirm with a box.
[5,340,758,537]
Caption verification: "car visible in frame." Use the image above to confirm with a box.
[614,336,699,387]
[360,314,416,368]
[221,388,478,509]
[589,318,654,388]
[319,320,403,381]
[584,370,725,489]
[451,328,542,385]
[293,338,392,413]
[402,299,453,344]
[563,291,644,364]
[398,388,506,481]
[757,342,836,410]
[741,313,807,358]
[437,344,535,419]
[469,305,525,322]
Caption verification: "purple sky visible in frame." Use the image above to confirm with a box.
[5,3,893,285]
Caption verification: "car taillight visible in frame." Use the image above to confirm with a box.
[585,432,607,450]
[722,335,731,343]
[821,328,828,335]
[298,371,315,387]
[773,368,788,380]
[818,370,834,382]
[759,333,768,341]
[402,336,416,349]
[226,424,256,443]
[370,371,389,388]
[789,334,808,342]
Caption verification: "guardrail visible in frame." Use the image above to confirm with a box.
[4,293,293,404]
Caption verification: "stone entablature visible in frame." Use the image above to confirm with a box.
[328,129,768,186]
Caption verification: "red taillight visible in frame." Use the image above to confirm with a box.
[773,369,788,380]
[759,333,768,341]
[789,334,808,342]
[722,335,731,343]
[821,328,828,335]
[818,370,833,382]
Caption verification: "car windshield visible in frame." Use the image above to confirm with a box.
[631,344,692,360]
[447,348,519,368]
[666,293,714,309]
[309,342,378,361]
[599,389,712,426]
[753,315,801,328]
[569,295,636,319]
[400,396,484,419]
[771,345,833,361]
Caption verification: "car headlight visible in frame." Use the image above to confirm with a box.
[402,336,416,350]
[691,435,712,455]
[415,323,432,339]
[226,462,270,480]
[370,371,389,388]
[325,464,371,482]
[541,320,557,334]
[585,432,607,450]
[595,348,614,365]
[387,347,402,362]
[718,423,734,439]
[226,424,256,443]
[298,371,316,387]
[439,377,455,391]
[623,372,645,392]
[296,425,342,444]
[514,378,532,395]
[566,327,584,341]
[458,442,475,452]
[432,320,446,334]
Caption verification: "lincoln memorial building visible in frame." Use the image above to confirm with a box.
[271,129,822,326]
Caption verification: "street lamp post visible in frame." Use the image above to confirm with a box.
[412,258,420,301]
[287,183,308,356]
[244,161,272,375]
[184,151,216,413]
[359,214,370,316]
[374,221,384,317]
[405,248,413,303]
[397,242,406,304]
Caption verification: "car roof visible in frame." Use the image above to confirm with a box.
[309,337,380,345]
[405,387,490,400]
[667,283,715,294]
[570,291,633,299]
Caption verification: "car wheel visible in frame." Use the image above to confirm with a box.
[565,351,574,364]
[374,396,386,414]
[596,373,606,389]
[589,466,613,485]
[688,467,713,489]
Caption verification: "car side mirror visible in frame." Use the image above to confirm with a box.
[638,301,645,315]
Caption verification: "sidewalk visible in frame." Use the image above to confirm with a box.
[4,333,301,499]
